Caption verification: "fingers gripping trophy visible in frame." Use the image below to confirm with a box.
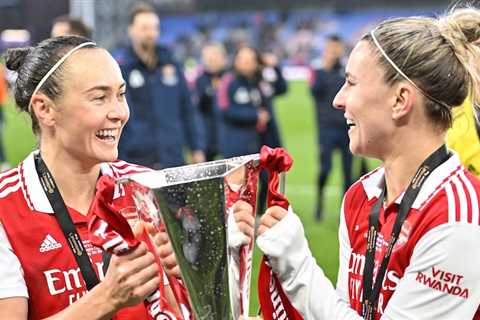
[86,146,300,319]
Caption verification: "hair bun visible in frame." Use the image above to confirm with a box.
[4,47,33,71]
[437,8,480,44]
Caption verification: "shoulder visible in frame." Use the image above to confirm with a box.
[420,167,480,228]
[0,166,22,201]
[402,161,480,256]
[101,160,152,179]
[0,157,36,217]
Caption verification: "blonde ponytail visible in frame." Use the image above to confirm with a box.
[437,7,480,108]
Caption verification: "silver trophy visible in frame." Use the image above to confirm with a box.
[117,154,261,320]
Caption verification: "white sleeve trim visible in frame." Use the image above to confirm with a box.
[0,222,28,299]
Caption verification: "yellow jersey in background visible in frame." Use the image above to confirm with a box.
[447,97,480,176]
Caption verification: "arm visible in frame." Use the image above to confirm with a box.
[257,207,480,320]
[0,298,28,320]
[0,222,29,319]
[0,221,160,320]
[256,205,362,319]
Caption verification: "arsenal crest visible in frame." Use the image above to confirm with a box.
[394,220,412,251]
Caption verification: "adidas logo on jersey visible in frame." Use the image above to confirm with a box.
[39,234,62,253]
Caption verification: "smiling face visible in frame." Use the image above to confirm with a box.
[333,40,397,160]
[48,48,129,166]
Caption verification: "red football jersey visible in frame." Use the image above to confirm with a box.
[257,153,480,319]
[344,155,480,319]
[0,152,152,319]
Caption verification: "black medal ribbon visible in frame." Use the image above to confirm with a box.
[362,144,451,319]
[34,153,100,291]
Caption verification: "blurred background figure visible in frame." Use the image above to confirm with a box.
[310,35,351,221]
[218,46,269,159]
[51,15,92,38]
[194,43,227,161]
[447,96,480,176]
[113,2,205,169]
[257,51,288,213]
[218,46,287,214]
[0,63,8,170]
[259,52,288,151]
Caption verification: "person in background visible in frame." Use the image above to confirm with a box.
[51,15,92,38]
[310,35,352,221]
[257,51,288,214]
[447,95,480,176]
[217,46,270,158]
[113,2,205,169]
[258,52,288,151]
[194,43,227,161]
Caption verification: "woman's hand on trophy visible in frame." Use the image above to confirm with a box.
[154,230,182,278]
[101,242,160,310]
[257,206,288,236]
[232,200,255,240]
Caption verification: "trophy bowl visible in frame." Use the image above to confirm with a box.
[117,154,261,320]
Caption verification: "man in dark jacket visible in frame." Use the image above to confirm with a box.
[113,3,205,169]
[310,35,352,221]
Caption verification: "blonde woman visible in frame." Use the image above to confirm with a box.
[257,7,480,320]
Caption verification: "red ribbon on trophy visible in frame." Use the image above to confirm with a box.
[87,175,185,320]
[258,146,303,320]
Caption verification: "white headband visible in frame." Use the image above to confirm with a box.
[28,41,96,111]
[369,30,450,110]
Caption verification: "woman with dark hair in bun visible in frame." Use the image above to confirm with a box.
[255,6,480,319]
[0,36,176,319]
